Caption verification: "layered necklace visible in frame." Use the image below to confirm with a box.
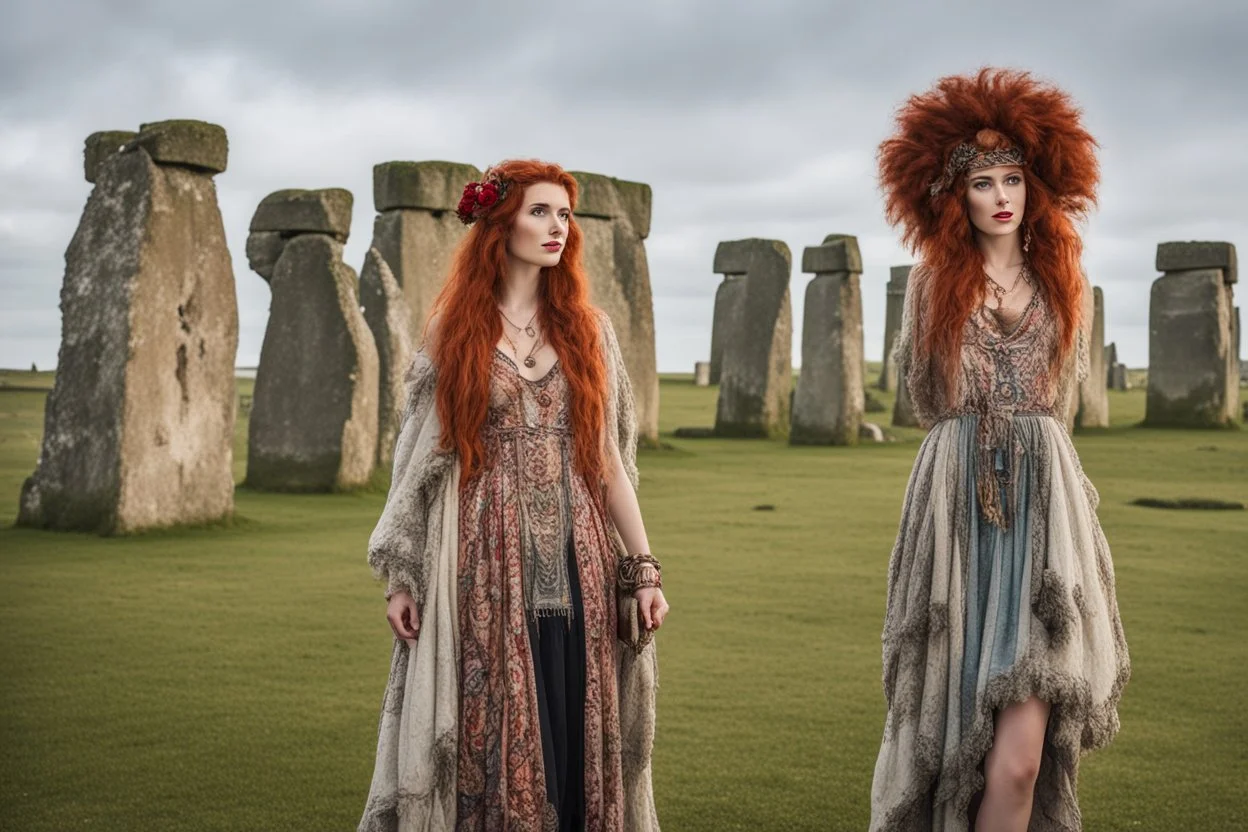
[984,262,1032,305]
[499,307,543,369]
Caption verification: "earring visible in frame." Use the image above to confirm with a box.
[1023,225,1032,254]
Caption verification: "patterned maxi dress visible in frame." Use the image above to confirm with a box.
[455,350,625,831]
[870,266,1130,832]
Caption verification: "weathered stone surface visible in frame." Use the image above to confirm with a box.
[570,171,623,219]
[892,374,920,428]
[709,275,746,385]
[1104,342,1118,386]
[18,147,238,533]
[1145,265,1239,427]
[575,189,660,444]
[371,207,472,341]
[712,239,792,438]
[694,362,710,387]
[880,265,912,392]
[246,231,286,282]
[84,131,136,183]
[859,421,885,442]
[573,171,653,238]
[250,188,353,240]
[360,247,415,467]
[791,235,864,445]
[800,233,863,275]
[1156,241,1237,285]
[1110,363,1129,391]
[613,179,652,239]
[373,161,482,212]
[131,120,228,173]
[1076,284,1109,428]
[247,234,379,490]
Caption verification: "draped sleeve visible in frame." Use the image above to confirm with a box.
[598,309,639,490]
[367,348,456,600]
[893,263,939,427]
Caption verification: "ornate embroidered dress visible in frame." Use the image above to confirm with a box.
[359,313,660,832]
[455,350,624,830]
[870,266,1130,832]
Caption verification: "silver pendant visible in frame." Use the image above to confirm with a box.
[524,356,537,368]
[525,325,536,338]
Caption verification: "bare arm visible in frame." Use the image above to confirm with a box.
[605,438,670,631]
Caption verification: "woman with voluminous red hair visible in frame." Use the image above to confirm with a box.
[869,70,1130,831]
[357,160,667,832]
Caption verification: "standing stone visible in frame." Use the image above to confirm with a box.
[247,191,379,490]
[370,161,480,342]
[360,247,415,467]
[1105,341,1129,391]
[791,235,864,445]
[570,171,660,445]
[1111,364,1129,391]
[887,266,920,428]
[1146,241,1238,427]
[1075,284,1110,428]
[712,239,792,438]
[18,121,238,534]
[710,275,746,385]
[694,362,711,387]
[880,265,912,392]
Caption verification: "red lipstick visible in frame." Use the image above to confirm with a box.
[993,211,1013,221]
[542,241,562,252]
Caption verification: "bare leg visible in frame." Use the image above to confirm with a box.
[975,697,1050,832]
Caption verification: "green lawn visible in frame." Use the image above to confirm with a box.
[1,368,1245,831]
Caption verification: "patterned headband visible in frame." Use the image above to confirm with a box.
[928,143,1026,198]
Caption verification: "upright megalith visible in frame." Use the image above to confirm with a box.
[246,190,379,490]
[712,239,792,438]
[1075,285,1109,428]
[1105,342,1129,391]
[887,265,920,428]
[360,247,414,467]
[791,235,864,445]
[370,161,480,340]
[1146,241,1239,427]
[569,171,660,445]
[710,275,746,384]
[18,120,238,534]
[880,265,911,393]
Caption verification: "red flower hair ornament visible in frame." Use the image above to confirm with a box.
[455,168,510,225]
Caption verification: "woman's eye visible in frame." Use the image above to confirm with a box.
[1007,176,1022,185]
[532,208,544,215]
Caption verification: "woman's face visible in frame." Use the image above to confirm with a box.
[964,164,1026,240]
[507,181,572,269]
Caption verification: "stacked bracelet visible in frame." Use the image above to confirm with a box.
[618,553,663,592]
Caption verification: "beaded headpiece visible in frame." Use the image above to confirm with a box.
[927,142,1027,198]
[456,167,510,225]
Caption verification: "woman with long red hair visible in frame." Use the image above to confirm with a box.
[870,70,1129,831]
[358,160,666,832]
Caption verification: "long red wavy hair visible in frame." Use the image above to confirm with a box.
[428,159,607,484]
[878,68,1099,395]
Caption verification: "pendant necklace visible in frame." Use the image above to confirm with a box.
[984,263,1031,305]
[500,325,543,369]
[499,307,538,338]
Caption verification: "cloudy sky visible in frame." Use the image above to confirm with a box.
[3,0,1246,372]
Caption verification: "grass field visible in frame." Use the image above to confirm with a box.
[1,368,1246,831]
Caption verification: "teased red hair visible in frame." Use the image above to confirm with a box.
[429,160,607,483]
[878,68,1099,395]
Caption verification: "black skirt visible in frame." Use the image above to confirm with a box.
[526,541,587,832]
